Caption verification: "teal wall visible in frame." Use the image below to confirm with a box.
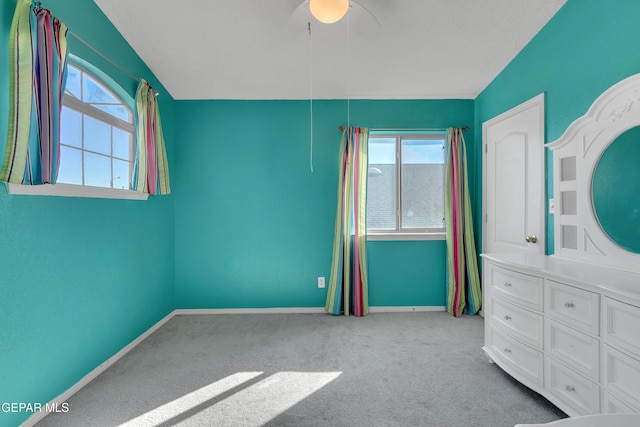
[7,0,640,425]
[174,99,473,308]
[475,0,640,254]
[0,1,176,426]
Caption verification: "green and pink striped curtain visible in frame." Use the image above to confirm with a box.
[0,0,68,185]
[132,80,171,195]
[325,127,369,316]
[444,128,481,317]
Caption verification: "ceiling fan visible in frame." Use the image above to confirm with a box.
[286,0,381,37]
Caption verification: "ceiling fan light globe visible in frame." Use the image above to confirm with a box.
[309,0,349,24]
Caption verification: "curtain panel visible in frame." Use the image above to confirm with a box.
[325,127,369,316]
[0,0,68,185]
[132,80,171,195]
[444,127,481,317]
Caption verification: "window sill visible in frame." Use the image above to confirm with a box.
[366,232,445,241]
[5,182,149,200]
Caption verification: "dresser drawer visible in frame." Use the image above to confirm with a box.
[602,344,640,408]
[491,295,543,349]
[604,391,640,413]
[545,319,599,380]
[545,357,600,415]
[488,265,543,311]
[603,297,640,357]
[487,326,543,387]
[545,280,599,335]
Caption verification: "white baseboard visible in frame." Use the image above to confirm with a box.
[368,306,446,313]
[174,307,326,315]
[21,311,175,427]
[175,307,446,315]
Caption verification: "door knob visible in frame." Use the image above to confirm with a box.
[525,235,538,243]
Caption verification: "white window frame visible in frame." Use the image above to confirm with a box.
[6,60,147,200]
[367,132,446,241]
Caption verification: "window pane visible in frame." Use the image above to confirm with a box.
[60,62,135,191]
[367,138,396,230]
[112,159,131,190]
[61,107,82,148]
[84,116,111,155]
[84,152,111,188]
[57,146,82,185]
[92,104,131,122]
[401,139,445,229]
[82,73,119,105]
[82,71,132,123]
[64,64,81,99]
[112,128,131,160]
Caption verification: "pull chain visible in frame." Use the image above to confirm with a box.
[309,22,314,173]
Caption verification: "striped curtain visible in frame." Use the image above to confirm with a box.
[444,128,481,317]
[0,0,68,185]
[132,80,171,195]
[325,127,369,317]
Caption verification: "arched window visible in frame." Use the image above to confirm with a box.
[57,62,135,190]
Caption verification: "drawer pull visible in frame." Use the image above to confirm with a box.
[565,385,576,392]
[504,315,512,321]
[503,281,512,287]
[504,348,512,354]
[564,302,575,308]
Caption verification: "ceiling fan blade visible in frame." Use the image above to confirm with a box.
[348,1,381,37]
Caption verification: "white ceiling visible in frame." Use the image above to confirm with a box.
[93,0,567,100]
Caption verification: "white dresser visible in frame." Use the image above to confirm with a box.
[482,253,640,416]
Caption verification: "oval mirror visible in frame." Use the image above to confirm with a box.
[592,125,640,254]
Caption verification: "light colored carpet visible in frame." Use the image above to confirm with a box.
[35,312,566,427]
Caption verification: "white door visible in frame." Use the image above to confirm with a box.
[483,94,545,255]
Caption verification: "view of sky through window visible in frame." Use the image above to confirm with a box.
[368,135,445,232]
[58,63,134,190]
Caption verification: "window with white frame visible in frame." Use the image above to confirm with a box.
[367,132,446,238]
[57,63,134,190]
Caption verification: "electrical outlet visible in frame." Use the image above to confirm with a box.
[318,277,325,288]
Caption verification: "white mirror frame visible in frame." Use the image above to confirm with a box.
[547,73,640,272]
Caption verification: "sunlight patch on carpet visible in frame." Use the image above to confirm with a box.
[119,371,341,426]
[119,371,263,426]
[183,371,342,426]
